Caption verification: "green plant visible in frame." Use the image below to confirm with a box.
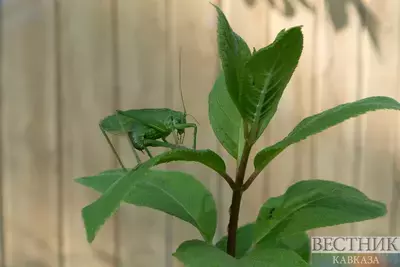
[75,4,400,266]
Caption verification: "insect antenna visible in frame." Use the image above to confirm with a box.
[177,49,199,126]
[178,47,187,116]
[186,113,200,125]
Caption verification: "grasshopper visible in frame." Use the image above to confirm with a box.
[99,49,198,169]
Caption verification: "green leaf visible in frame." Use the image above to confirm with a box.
[214,198,310,261]
[212,4,252,118]
[215,223,254,258]
[153,148,227,175]
[81,148,225,243]
[239,247,310,267]
[254,179,387,245]
[257,232,310,263]
[117,171,217,242]
[252,194,310,262]
[254,96,400,171]
[75,169,126,193]
[209,71,244,159]
[81,165,146,243]
[76,169,217,242]
[174,240,310,266]
[173,240,237,267]
[173,240,309,267]
[243,26,303,141]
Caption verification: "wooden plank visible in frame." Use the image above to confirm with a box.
[288,1,316,201]
[393,86,400,235]
[1,0,59,266]
[58,1,117,266]
[356,0,399,236]
[221,0,269,232]
[393,0,400,235]
[166,1,220,266]
[308,0,329,238]
[116,1,168,266]
[312,0,362,236]
[0,0,4,265]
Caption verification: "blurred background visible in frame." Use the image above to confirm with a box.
[0,0,399,266]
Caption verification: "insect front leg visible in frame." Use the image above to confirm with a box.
[170,132,179,145]
[174,123,197,149]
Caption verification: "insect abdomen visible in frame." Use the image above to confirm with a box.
[129,123,147,150]
[144,127,168,140]
[129,122,169,150]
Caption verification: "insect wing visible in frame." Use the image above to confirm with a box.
[100,111,135,135]
[117,109,172,133]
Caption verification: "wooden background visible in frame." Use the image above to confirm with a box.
[0,0,399,266]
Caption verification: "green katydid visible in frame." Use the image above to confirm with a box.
[99,49,199,169]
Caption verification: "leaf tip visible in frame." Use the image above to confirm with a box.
[81,205,99,244]
[375,201,388,216]
[210,2,221,12]
[74,177,86,185]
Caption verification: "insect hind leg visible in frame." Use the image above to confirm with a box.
[99,124,126,170]
[127,133,142,165]
[144,147,153,158]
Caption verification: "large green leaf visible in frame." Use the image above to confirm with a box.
[173,240,309,267]
[81,148,225,243]
[174,240,237,267]
[257,232,310,263]
[254,96,400,171]
[215,206,310,262]
[238,247,310,267]
[81,166,146,243]
[243,26,303,141]
[213,4,252,118]
[209,71,244,159]
[253,194,311,262]
[75,169,126,193]
[153,148,227,175]
[254,179,386,245]
[215,223,253,258]
[76,169,217,242]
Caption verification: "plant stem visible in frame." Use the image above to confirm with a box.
[242,170,261,191]
[220,172,237,190]
[227,141,252,257]
[227,189,242,256]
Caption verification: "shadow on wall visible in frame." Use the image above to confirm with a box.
[243,0,380,53]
